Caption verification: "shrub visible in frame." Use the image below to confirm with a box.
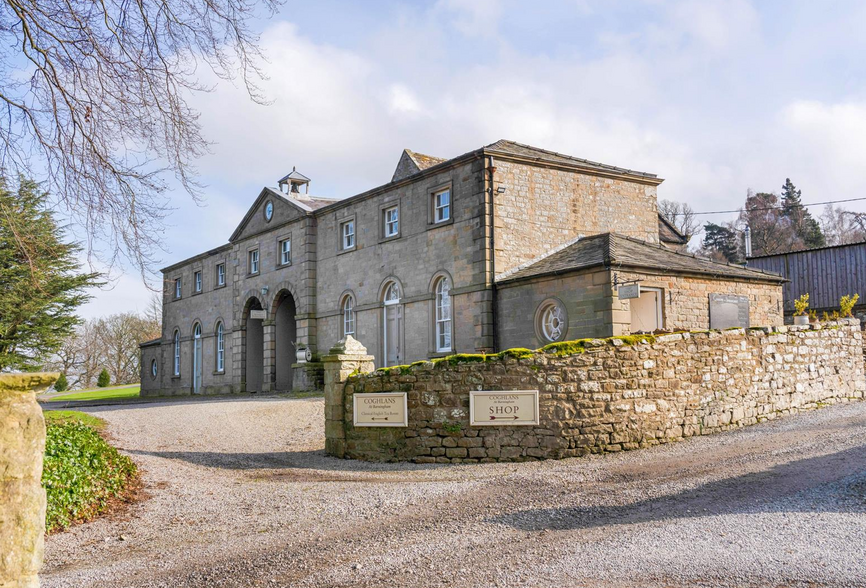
[793,294,809,316]
[840,294,860,318]
[42,422,137,532]
[96,369,110,388]
[53,373,68,392]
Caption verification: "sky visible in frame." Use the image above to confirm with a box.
[78,0,866,318]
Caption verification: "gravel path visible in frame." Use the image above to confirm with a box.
[42,396,866,588]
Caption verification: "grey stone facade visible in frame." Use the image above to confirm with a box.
[140,140,784,397]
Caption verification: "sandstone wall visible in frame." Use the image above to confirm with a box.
[328,321,864,462]
[492,159,660,276]
[1,373,56,588]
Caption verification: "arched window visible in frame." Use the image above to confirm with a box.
[384,282,400,304]
[173,330,180,375]
[216,322,225,372]
[342,295,355,337]
[435,277,452,352]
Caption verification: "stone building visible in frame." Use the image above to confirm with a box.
[140,140,785,396]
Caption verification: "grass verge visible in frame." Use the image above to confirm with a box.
[42,412,138,533]
[48,384,140,402]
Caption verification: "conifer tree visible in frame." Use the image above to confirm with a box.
[0,178,101,371]
[701,222,742,263]
[53,373,69,392]
[97,369,110,388]
[781,178,825,248]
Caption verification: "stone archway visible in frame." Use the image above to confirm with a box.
[243,296,264,393]
[273,290,297,392]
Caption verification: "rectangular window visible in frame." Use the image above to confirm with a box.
[341,219,355,250]
[249,249,259,274]
[280,239,291,265]
[434,189,451,223]
[175,278,182,299]
[216,263,226,286]
[384,206,399,238]
[194,271,202,293]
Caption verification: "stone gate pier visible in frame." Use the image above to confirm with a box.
[1,373,56,588]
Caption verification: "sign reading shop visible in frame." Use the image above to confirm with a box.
[470,390,539,426]
[353,392,408,427]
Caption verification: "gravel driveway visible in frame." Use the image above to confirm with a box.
[41,396,866,588]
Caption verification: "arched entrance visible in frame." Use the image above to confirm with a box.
[192,323,202,394]
[274,291,296,392]
[244,297,264,393]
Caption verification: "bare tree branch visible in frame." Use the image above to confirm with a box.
[0,0,281,278]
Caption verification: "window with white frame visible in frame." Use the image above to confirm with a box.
[280,239,291,265]
[173,330,180,375]
[216,322,225,372]
[435,277,452,352]
[384,206,399,238]
[434,189,451,223]
[216,263,226,286]
[342,295,355,337]
[175,278,182,299]
[341,219,355,250]
[249,249,259,274]
[194,271,202,293]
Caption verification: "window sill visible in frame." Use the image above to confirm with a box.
[276,262,292,270]
[214,283,227,290]
[378,233,401,244]
[427,218,454,230]
[337,246,357,256]
[171,375,181,380]
[212,370,225,376]
[246,272,260,278]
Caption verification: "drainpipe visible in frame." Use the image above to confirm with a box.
[487,155,498,352]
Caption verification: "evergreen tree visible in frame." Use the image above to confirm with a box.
[781,178,825,248]
[97,369,110,388]
[0,178,101,371]
[701,222,742,263]
[54,373,69,392]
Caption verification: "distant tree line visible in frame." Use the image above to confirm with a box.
[660,178,866,264]
[45,297,161,389]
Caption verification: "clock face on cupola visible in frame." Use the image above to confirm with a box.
[264,201,273,221]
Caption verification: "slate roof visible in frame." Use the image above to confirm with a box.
[484,140,659,181]
[746,239,866,259]
[407,149,447,171]
[278,167,311,183]
[658,214,688,245]
[496,233,786,284]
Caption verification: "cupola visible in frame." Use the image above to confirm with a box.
[278,167,311,195]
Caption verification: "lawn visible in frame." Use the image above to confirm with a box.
[43,409,106,429]
[48,383,140,402]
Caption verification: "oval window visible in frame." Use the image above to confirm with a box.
[151,358,158,378]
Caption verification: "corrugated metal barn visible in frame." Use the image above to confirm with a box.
[747,241,866,314]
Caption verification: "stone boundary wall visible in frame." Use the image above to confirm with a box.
[324,321,865,463]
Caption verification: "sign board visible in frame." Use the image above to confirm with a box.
[470,390,539,426]
[249,309,267,320]
[353,393,408,427]
[618,283,640,300]
[709,293,750,330]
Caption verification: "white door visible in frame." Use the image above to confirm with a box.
[384,304,403,366]
[193,324,202,394]
[630,288,662,332]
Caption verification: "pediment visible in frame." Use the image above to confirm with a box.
[229,187,310,242]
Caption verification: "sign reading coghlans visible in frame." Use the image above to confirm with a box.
[353,392,408,427]
[470,390,539,426]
